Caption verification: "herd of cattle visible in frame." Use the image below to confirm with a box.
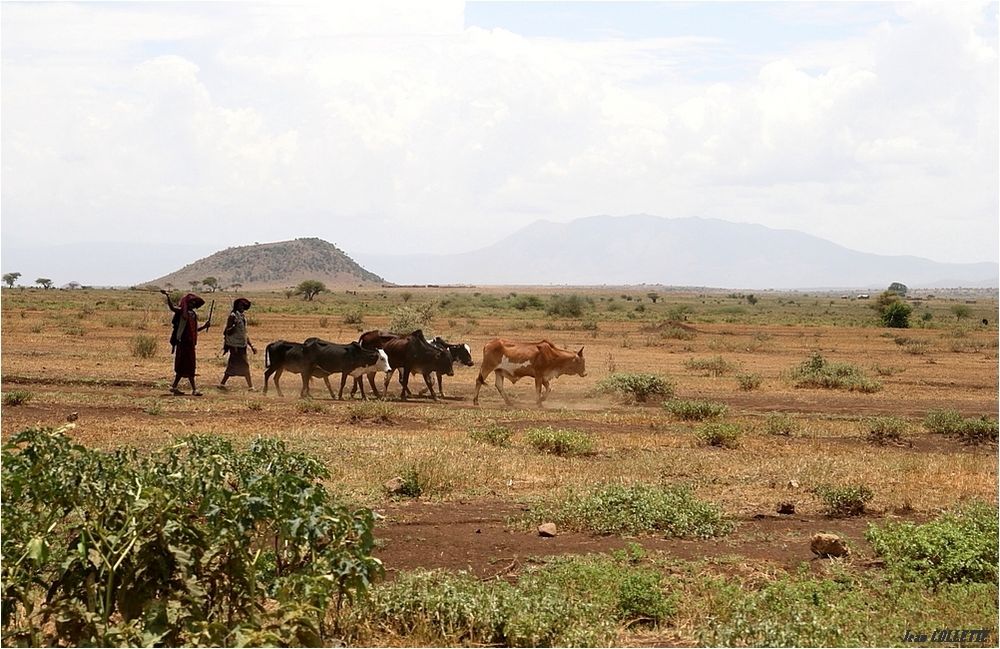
[262,330,587,406]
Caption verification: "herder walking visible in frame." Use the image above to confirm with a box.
[219,297,256,390]
[162,290,212,396]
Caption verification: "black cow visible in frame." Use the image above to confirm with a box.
[263,338,390,399]
[411,336,474,398]
[353,329,453,400]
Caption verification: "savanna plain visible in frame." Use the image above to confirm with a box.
[2,286,997,647]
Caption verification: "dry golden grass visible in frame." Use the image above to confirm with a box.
[2,287,996,518]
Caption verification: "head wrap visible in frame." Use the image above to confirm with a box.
[233,298,251,311]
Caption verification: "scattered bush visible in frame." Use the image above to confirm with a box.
[526,427,594,457]
[295,400,327,414]
[143,400,164,416]
[763,413,800,436]
[924,409,998,444]
[343,309,365,326]
[469,423,514,448]
[814,483,874,517]
[246,400,264,412]
[695,423,741,449]
[2,391,32,407]
[863,416,909,445]
[1,428,381,647]
[790,352,882,393]
[596,373,675,403]
[388,304,434,333]
[546,294,588,318]
[664,399,728,421]
[535,483,732,538]
[867,502,997,586]
[683,355,735,376]
[735,372,762,391]
[128,334,158,358]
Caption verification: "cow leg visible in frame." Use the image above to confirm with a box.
[367,372,382,398]
[338,374,349,400]
[535,376,546,406]
[399,368,411,400]
[323,376,337,400]
[422,371,437,401]
[437,372,444,398]
[300,373,312,399]
[541,380,552,402]
[263,368,273,395]
[494,371,514,406]
[272,368,284,397]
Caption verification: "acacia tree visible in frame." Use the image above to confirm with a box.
[887,282,908,296]
[202,277,220,292]
[2,272,20,288]
[35,278,53,290]
[295,280,327,301]
[951,304,972,321]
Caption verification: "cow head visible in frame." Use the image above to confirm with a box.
[456,343,474,366]
[375,348,391,372]
[433,347,455,376]
[571,347,587,377]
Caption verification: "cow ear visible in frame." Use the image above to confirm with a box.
[578,347,584,357]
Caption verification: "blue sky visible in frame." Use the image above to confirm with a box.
[2,0,997,285]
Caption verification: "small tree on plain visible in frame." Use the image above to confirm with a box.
[647,292,659,304]
[35,278,53,290]
[951,304,972,321]
[202,277,220,292]
[2,272,21,288]
[887,282,908,296]
[295,280,327,301]
[189,280,202,290]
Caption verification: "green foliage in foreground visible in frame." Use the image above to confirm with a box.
[695,422,742,449]
[814,483,875,517]
[695,568,996,647]
[1,427,381,647]
[468,423,514,448]
[2,390,32,406]
[790,352,882,393]
[867,502,998,586]
[596,372,675,403]
[346,553,674,647]
[535,484,733,538]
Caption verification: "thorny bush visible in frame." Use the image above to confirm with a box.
[1,426,381,647]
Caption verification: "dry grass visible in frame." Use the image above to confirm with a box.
[1,287,996,518]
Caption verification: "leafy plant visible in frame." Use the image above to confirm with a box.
[596,373,675,403]
[814,483,874,517]
[1,428,381,647]
[545,294,589,317]
[388,304,434,333]
[867,502,997,586]
[924,409,998,444]
[2,391,32,407]
[664,399,728,421]
[535,483,732,538]
[295,399,327,414]
[923,409,965,436]
[789,352,882,393]
[695,423,741,449]
[469,423,514,448]
[525,427,594,457]
[863,416,909,445]
[347,401,395,424]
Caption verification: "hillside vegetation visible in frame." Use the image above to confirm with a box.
[146,238,385,290]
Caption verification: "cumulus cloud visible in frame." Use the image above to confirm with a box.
[1,1,996,264]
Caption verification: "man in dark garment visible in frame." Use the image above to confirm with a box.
[219,297,256,390]
[162,291,211,395]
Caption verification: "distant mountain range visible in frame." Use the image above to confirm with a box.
[355,214,998,289]
[145,237,384,290]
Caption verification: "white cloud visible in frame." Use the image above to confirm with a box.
[1,1,996,270]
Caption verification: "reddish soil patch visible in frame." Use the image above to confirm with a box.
[374,499,904,579]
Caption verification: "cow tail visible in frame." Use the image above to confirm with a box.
[264,345,271,370]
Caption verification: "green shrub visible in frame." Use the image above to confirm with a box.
[958,417,999,445]
[2,391,32,407]
[695,422,741,449]
[545,294,589,317]
[683,355,735,376]
[867,502,997,586]
[924,409,965,435]
[295,399,327,414]
[735,372,762,391]
[863,416,909,445]
[1,428,380,647]
[469,423,513,448]
[342,309,365,326]
[526,427,594,457]
[597,373,675,403]
[388,304,434,333]
[664,399,728,421]
[880,299,912,328]
[790,352,882,393]
[349,553,674,647]
[128,334,157,359]
[536,483,733,538]
[763,413,800,436]
[511,295,545,311]
[814,483,874,517]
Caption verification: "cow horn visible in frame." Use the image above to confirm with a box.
[578,347,584,356]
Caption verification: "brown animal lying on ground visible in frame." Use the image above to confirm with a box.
[473,338,586,407]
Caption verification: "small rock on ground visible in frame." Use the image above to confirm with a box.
[537,522,558,537]
[811,533,850,558]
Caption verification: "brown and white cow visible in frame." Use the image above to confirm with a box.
[472,339,586,407]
